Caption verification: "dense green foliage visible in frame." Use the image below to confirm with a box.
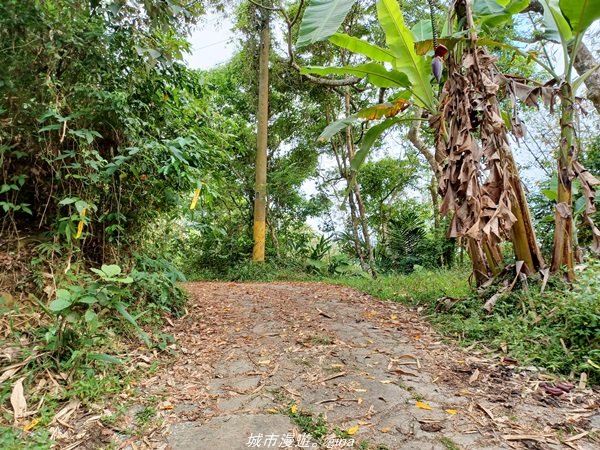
[1,2,213,444]
[1,0,222,253]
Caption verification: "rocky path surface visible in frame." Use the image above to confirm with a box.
[77,282,599,450]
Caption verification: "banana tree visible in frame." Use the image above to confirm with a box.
[542,0,600,280]
[299,0,437,115]
[469,0,600,280]
[297,0,545,284]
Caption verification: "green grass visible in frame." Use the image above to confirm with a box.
[439,436,461,450]
[425,283,599,383]
[326,267,471,306]
[288,409,330,441]
[332,266,599,385]
[188,260,316,282]
[310,335,334,346]
[135,406,157,431]
[0,427,52,450]
[0,339,175,448]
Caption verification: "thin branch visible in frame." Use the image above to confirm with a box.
[289,0,305,27]
[248,0,282,12]
[511,34,545,44]
[407,110,440,181]
[332,86,358,111]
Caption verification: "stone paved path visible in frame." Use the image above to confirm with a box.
[70,282,600,450]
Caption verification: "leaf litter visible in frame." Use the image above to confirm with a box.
[32,282,600,449]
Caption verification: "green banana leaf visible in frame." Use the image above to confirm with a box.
[329,33,396,63]
[542,0,573,43]
[318,115,358,142]
[297,0,356,48]
[411,19,433,42]
[376,0,435,111]
[473,0,530,28]
[301,63,411,88]
[351,117,414,171]
[559,0,600,34]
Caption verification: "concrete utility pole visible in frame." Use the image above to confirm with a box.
[252,8,270,262]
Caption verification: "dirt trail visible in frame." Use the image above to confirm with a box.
[86,282,599,449]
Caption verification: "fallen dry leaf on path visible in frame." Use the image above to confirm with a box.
[415,401,432,410]
[47,282,600,450]
[23,417,40,431]
[10,377,27,423]
[420,421,444,432]
[502,434,556,443]
[468,368,480,384]
[52,399,81,425]
[346,425,359,435]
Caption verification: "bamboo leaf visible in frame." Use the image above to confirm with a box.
[296,0,356,48]
[376,0,435,111]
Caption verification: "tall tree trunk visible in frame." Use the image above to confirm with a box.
[551,83,576,281]
[429,174,440,230]
[327,108,368,272]
[266,216,281,259]
[252,11,270,262]
[353,185,377,277]
[344,87,377,277]
[348,190,369,272]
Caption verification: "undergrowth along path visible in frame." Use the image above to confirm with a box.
[74,282,600,449]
